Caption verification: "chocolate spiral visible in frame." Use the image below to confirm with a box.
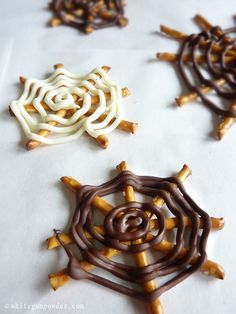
[178,25,236,117]
[56,170,211,302]
[49,0,128,33]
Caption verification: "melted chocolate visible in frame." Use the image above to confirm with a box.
[178,25,236,117]
[49,0,128,33]
[55,170,211,302]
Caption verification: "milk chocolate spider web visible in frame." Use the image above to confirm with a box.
[47,161,224,314]
[157,14,236,140]
[49,0,128,34]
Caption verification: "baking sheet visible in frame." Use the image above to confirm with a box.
[0,0,235,313]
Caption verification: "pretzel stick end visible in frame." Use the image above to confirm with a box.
[149,300,164,314]
[216,117,235,140]
[47,233,73,250]
[202,261,225,280]
[48,269,69,290]
[54,63,64,70]
[211,217,224,230]
[120,121,138,134]
[194,14,212,30]
[96,135,109,149]
[19,76,26,84]
[159,24,187,40]
[101,65,111,72]
[116,160,128,171]
[156,52,178,62]
[26,140,39,151]
[60,176,80,192]
[121,87,131,97]
[84,25,94,34]
[180,164,192,179]
[49,18,62,27]
[117,16,129,27]
[175,96,186,107]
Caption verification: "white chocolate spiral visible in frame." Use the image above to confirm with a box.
[10,67,123,144]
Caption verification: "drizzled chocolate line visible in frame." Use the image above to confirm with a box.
[178,26,236,117]
[49,0,128,33]
[55,169,212,302]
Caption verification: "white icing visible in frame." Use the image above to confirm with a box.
[10,67,123,144]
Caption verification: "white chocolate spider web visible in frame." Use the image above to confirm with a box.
[10,67,123,144]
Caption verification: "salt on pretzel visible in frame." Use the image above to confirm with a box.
[47,164,225,294]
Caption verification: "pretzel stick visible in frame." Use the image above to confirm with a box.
[194,14,236,48]
[160,24,236,55]
[117,161,163,314]
[16,76,136,135]
[175,78,225,106]
[216,101,236,140]
[47,215,224,250]
[85,106,138,134]
[60,176,113,213]
[157,52,236,64]
[22,87,130,114]
[152,239,224,279]
[48,233,224,290]
[160,24,187,40]
[60,167,224,232]
[26,65,111,150]
[49,246,120,290]
[194,14,212,30]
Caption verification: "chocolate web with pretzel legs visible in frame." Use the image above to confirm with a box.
[48,0,128,34]
[47,161,224,314]
[9,64,137,150]
[157,14,236,140]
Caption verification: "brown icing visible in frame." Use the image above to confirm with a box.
[55,170,211,302]
[178,25,236,117]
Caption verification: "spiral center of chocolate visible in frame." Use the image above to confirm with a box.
[104,205,150,242]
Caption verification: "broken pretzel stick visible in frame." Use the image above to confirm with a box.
[117,161,163,314]
[216,100,236,140]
